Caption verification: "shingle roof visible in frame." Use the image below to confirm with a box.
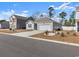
[11,15,60,24]
[35,17,60,24]
[12,15,27,20]
[0,21,9,24]
[35,17,52,23]
[27,16,35,21]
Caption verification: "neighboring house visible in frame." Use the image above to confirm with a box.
[26,17,62,31]
[0,21,9,29]
[75,6,79,32]
[9,15,27,29]
[10,15,62,31]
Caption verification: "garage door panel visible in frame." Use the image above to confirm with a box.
[38,24,52,31]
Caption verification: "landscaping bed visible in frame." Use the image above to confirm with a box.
[0,29,32,33]
[31,31,79,44]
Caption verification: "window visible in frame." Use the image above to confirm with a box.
[28,24,32,28]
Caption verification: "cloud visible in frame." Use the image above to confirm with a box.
[16,13,28,17]
[0,9,29,20]
[49,5,55,8]
[16,10,29,17]
[49,2,76,21]
[42,13,48,16]
[58,2,71,10]
[22,10,29,13]
[49,2,73,10]
[49,5,57,10]
[0,10,15,20]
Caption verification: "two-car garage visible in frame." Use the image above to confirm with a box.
[37,23,53,31]
[34,17,62,31]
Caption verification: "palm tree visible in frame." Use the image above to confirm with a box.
[59,12,67,25]
[48,7,54,18]
[69,11,75,25]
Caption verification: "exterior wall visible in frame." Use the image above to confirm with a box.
[75,12,79,20]
[75,22,79,32]
[37,23,53,31]
[1,22,9,29]
[75,10,79,32]
[26,20,34,30]
[9,15,26,29]
[0,22,9,29]
[17,19,26,29]
[0,24,1,29]
[62,26,75,31]
[9,16,17,29]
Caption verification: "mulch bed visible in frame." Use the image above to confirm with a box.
[31,31,79,44]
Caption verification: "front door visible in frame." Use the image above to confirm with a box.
[34,23,37,30]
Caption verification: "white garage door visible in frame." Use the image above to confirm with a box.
[38,24,52,31]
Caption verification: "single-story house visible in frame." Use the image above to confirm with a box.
[26,17,62,31]
[0,21,9,29]
[9,15,27,29]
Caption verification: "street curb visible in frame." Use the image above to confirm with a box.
[0,32,12,35]
[1,32,79,47]
[27,37,79,47]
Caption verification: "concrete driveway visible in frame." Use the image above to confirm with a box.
[11,30,45,37]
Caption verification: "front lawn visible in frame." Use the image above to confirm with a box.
[0,29,32,33]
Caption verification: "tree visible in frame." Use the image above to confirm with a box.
[48,7,54,18]
[69,11,75,25]
[64,20,71,26]
[0,20,6,23]
[64,20,67,25]
[59,12,67,25]
[32,11,41,19]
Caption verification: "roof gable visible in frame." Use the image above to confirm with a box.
[27,17,35,21]
[12,15,27,20]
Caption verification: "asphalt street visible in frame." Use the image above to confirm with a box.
[0,34,78,57]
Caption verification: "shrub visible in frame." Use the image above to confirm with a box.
[52,30,55,33]
[56,28,62,31]
[73,33,77,36]
[56,31,60,35]
[67,31,70,34]
[44,31,49,35]
[60,32,65,37]
[9,28,12,30]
